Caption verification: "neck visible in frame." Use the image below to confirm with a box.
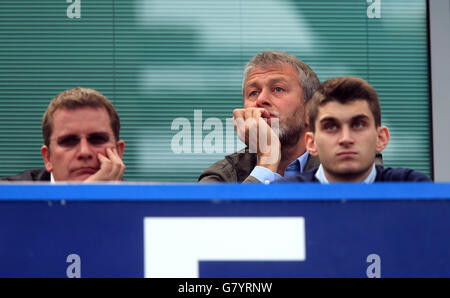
[276,134,306,176]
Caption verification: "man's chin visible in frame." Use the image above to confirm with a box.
[329,163,372,180]
[278,128,303,147]
[334,164,363,175]
[69,168,99,182]
[68,173,94,182]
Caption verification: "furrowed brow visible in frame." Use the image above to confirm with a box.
[268,77,288,85]
[244,81,259,90]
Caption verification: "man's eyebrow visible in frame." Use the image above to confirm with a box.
[319,116,337,123]
[244,81,258,90]
[56,134,78,140]
[351,114,370,121]
[88,132,110,137]
[268,77,289,85]
[245,77,288,89]
[56,132,110,140]
[319,114,370,123]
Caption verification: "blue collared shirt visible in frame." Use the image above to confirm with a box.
[315,163,377,184]
[250,151,310,184]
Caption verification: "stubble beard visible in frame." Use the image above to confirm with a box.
[277,119,305,148]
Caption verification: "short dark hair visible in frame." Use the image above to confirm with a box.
[42,87,120,147]
[308,77,381,132]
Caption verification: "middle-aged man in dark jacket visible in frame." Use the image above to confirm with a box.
[198,50,322,183]
[2,87,126,182]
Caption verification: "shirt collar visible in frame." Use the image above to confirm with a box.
[284,151,309,172]
[297,151,310,172]
[283,151,310,177]
[315,163,377,184]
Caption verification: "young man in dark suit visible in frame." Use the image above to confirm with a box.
[281,76,430,183]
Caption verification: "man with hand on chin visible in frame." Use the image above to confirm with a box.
[280,76,430,183]
[2,87,126,182]
[199,51,322,183]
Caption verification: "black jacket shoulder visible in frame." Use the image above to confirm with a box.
[1,168,51,182]
[277,165,431,183]
[375,165,431,182]
[278,168,318,183]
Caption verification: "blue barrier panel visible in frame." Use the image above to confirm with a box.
[0,183,449,278]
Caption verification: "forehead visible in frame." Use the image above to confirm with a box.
[244,63,299,86]
[51,106,112,135]
[317,100,374,122]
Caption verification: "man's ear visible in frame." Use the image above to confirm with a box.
[305,132,318,156]
[376,126,390,153]
[116,140,125,159]
[41,145,53,173]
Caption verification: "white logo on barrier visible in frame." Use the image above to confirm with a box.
[66,253,81,278]
[144,217,305,278]
[366,253,381,278]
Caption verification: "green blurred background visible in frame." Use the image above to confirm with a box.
[0,0,431,181]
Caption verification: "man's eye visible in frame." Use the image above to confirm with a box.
[324,124,337,131]
[88,134,110,145]
[57,136,80,147]
[248,90,259,97]
[352,121,366,129]
[274,87,284,92]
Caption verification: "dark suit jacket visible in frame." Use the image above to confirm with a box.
[1,168,51,182]
[280,165,431,182]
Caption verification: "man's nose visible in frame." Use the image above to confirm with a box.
[339,126,354,146]
[255,88,273,108]
[77,138,94,160]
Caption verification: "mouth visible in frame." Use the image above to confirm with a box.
[259,109,278,119]
[71,167,98,175]
[337,152,357,158]
[264,113,280,122]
